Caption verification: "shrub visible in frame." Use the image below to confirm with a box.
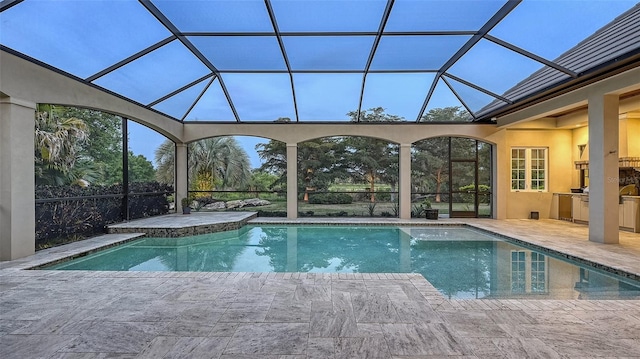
[35,181,172,249]
[458,184,491,203]
[354,189,392,202]
[257,210,287,217]
[374,190,391,202]
[308,192,353,204]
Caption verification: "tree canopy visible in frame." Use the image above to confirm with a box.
[155,137,251,193]
[420,106,471,122]
[34,105,91,186]
[34,105,158,187]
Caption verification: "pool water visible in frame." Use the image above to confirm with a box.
[45,225,640,300]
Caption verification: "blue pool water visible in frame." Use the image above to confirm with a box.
[45,225,640,300]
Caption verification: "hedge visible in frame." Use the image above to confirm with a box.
[458,184,491,203]
[308,192,353,204]
[35,182,173,249]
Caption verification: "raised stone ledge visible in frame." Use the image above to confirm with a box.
[107,212,257,238]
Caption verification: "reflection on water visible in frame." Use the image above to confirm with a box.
[47,226,640,300]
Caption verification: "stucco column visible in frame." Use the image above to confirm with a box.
[175,143,188,212]
[491,130,508,219]
[0,96,36,260]
[399,229,411,272]
[287,227,298,271]
[286,143,298,219]
[588,93,619,244]
[399,143,412,219]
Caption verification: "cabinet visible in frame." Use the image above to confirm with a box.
[572,195,589,223]
[551,193,574,220]
[558,194,572,220]
[621,197,640,232]
[567,194,640,232]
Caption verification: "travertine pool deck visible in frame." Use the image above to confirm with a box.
[2,216,640,358]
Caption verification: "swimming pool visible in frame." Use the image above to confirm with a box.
[45,225,640,299]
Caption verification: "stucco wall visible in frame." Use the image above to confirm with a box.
[504,129,573,219]
[572,125,589,188]
[624,118,640,157]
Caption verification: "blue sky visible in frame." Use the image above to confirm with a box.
[128,121,268,169]
[1,0,638,168]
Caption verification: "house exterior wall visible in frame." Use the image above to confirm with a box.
[503,129,574,219]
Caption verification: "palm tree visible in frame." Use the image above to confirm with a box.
[155,140,176,185]
[35,105,93,185]
[155,137,251,192]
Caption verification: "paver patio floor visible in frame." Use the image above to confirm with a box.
[2,217,640,358]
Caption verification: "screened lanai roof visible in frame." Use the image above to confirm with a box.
[1,0,639,123]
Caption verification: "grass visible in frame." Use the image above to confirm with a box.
[328,183,392,192]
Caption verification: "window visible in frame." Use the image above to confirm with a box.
[511,250,549,294]
[511,250,526,293]
[530,252,547,293]
[511,147,547,191]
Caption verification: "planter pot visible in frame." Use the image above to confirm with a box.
[182,206,191,215]
[425,209,439,220]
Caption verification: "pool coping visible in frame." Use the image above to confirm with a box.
[4,216,638,286]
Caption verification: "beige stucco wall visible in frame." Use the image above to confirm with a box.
[571,118,640,162]
[572,125,589,188]
[503,129,573,219]
[571,117,640,188]
[623,118,640,158]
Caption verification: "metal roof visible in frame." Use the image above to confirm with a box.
[479,3,640,117]
[1,0,639,123]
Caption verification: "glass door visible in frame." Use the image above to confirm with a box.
[450,160,478,217]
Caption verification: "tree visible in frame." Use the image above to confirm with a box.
[155,137,251,193]
[420,106,471,122]
[190,137,251,190]
[412,107,473,202]
[257,140,287,177]
[55,106,123,185]
[127,152,156,183]
[155,140,175,185]
[257,138,344,201]
[412,137,449,203]
[345,107,401,202]
[297,138,345,200]
[34,105,92,185]
[246,170,279,196]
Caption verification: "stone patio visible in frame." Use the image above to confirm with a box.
[1,216,640,358]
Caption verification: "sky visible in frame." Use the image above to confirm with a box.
[1,0,638,169]
[128,121,268,169]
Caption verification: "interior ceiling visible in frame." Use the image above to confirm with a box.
[1,0,639,124]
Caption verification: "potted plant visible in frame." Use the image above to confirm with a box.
[181,197,192,215]
[424,199,439,220]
